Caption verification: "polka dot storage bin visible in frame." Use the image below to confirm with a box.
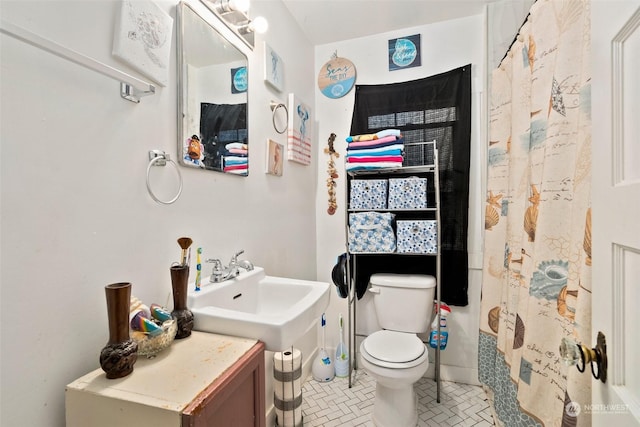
[349,179,388,210]
[396,220,437,254]
[388,177,427,209]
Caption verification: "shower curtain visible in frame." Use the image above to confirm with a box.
[479,1,592,426]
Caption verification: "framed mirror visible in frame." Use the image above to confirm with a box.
[177,1,249,176]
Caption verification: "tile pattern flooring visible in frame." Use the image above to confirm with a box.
[300,370,495,426]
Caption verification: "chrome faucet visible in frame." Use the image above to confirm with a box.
[228,249,254,274]
[206,250,253,283]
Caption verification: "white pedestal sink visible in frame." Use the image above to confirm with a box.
[187,267,330,351]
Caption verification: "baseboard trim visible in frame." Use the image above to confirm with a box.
[425,363,480,386]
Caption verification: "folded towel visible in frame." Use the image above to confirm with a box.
[346,161,403,171]
[224,156,249,162]
[347,141,403,151]
[346,145,404,156]
[346,133,377,143]
[225,142,248,150]
[348,135,400,148]
[224,164,248,171]
[347,155,404,163]
[225,168,248,175]
[222,150,247,157]
[224,158,248,166]
[376,129,402,138]
[228,148,248,155]
[346,129,402,142]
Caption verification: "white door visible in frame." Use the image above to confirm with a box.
[591,1,640,426]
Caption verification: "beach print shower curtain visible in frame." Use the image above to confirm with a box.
[479,1,592,426]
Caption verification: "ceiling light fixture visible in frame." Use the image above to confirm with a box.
[201,0,268,49]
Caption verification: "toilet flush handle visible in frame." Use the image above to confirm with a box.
[368,286,381,294]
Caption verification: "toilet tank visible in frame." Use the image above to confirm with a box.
[369,273,436,333]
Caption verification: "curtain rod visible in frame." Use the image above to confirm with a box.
[0,19,155,103]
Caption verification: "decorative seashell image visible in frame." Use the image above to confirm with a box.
[524,185,540,242]
[488,255,504,278]
[513,314,525,349]
[584,208,592,266]
[530,260,569,300]
[485,191,503,230]
[528,34,536,70]
[488,306,501,333]
[486,205,500,230]
[524,205,538,242]
[557,285,578,321]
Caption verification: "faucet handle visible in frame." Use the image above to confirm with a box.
[205,258,223,271]
[230,249,245,264]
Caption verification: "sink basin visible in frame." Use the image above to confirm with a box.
[187,267,330,351]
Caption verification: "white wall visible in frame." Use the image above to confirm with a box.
[313,14,486,386]
[0,1,315,425]
[1,1,497,425]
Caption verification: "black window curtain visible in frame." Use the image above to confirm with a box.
[349,64,471,306]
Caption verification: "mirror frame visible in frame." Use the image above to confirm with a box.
[177,1,250,176]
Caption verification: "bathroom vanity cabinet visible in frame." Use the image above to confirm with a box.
[345,140,443,399]
[66,331,265,427]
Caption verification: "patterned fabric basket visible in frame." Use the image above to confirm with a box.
[349,179,388,210]
[396,220,437,253]
[388,177,428,209]
[348,212,396,253]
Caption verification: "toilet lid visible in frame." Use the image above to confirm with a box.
[363,330,425,363]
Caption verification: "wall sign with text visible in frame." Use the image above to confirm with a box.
[317,56,357,99]
[388,34,421,71]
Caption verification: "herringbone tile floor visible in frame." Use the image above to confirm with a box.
[300,370,495,426]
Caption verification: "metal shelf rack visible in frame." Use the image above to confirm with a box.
[344,140,443,402]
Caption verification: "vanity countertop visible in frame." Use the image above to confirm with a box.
[66,332,259,427]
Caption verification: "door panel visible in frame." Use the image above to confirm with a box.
[592,1,640,425]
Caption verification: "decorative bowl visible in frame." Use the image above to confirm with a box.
[131,318,177,358]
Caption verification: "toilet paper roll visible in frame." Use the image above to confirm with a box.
[275,408,303,427]
[273,348,302,381]
[273,378,302,401]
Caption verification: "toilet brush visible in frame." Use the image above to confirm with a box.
[334,313,349,377]
[312,313,334,382]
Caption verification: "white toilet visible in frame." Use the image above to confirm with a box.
[358,273,436,427]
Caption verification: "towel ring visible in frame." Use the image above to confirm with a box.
[146,150,183,205]
[270,101,288,134]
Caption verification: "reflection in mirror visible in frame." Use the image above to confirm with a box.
[178,2,249,176]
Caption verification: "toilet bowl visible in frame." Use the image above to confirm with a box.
[359,330,429,427]
[358,273,436,427]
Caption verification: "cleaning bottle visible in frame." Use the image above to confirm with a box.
[429,303,451,350]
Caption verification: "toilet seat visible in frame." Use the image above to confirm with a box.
[361,330,426,369]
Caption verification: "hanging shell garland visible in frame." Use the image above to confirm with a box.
[324,133,340,215]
